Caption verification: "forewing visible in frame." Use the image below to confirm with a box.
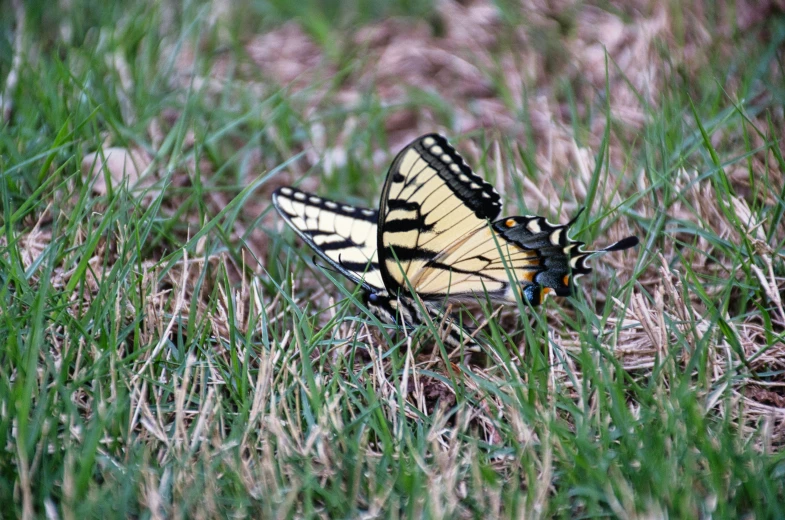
[272,186,385,291]
[378,134,502,296]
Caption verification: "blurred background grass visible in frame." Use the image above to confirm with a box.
[1,0,784,517]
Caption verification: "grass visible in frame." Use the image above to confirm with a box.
[1,0,785,518]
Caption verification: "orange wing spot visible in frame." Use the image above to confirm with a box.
[518,270,535,283]
[539,287,553,304]
[505,218,516,227]
[562,275,570,287]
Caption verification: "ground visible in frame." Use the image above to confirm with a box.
[0,0,784,518]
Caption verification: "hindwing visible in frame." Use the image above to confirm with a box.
[378,134,638,305]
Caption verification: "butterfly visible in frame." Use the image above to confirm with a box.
[272,134,638,344]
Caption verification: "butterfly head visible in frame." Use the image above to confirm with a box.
[363,290,479,352]
[362,291,430,337]
[363,290,400,326]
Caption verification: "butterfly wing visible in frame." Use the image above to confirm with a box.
[377,134,505,297]
[272,186,385,292]
[273,185,481,351]
[378,134,638,305]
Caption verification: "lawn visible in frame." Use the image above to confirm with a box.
[1,0,784,518]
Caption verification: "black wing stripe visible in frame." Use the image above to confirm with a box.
[315,238,365,251]
[384,245,438,262]
[424,261,500,281]
[338,260,381,272]
[384,216,432,234]
[386,199,421,212]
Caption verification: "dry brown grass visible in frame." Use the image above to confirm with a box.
[139,0,784,436]
[4,0,785,515]
[10,0,782,446]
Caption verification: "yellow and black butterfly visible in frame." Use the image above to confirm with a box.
[273,133,638,345]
